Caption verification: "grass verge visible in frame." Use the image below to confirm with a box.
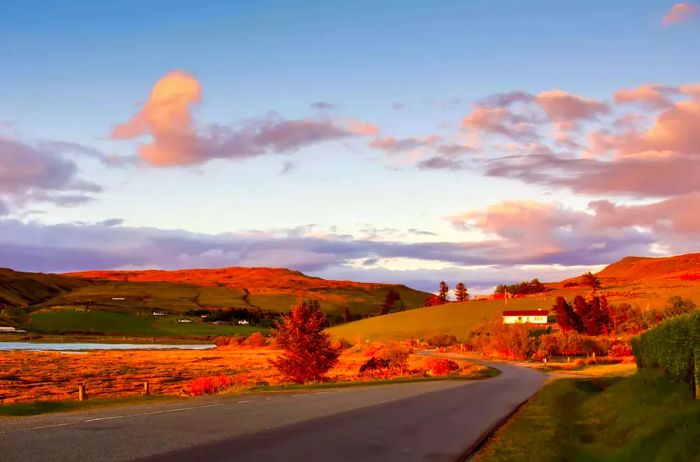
[253,367,500,393]
[472,369,700,462]
[0,395,178,418]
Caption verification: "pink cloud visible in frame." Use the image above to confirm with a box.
[662,2,699,26]
[614,84,679,108]
[535,90,608,122]
[113,71,377,167]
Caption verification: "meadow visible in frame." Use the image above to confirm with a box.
[329,276,700,343]
[0,343,490,405]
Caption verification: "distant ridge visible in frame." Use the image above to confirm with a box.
[596,252,700,282]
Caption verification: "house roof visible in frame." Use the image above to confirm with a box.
[502,310,549,316]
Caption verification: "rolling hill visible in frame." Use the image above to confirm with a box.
[0,267,429,338]
[330,252,700,343]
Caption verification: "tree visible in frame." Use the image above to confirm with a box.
[343,306,353,323]
[552,296,582,333]
[439,281,449,302]
[580,272,601,289]
[271,301,340,383]
[455,282,469,302]
[664,296,696,317]
[424,294,445,306]
[380,289,402,315]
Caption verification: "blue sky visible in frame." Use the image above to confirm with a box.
[1,1,699,292]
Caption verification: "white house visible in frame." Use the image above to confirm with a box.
[237,320,250,325]
[152,310,165,316]
[0,326,27,333]
[177,318,192,323]
[502,309,549,324]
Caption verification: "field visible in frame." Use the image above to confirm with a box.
[473,369,700,461]
[0,345,490,405]
[28,310,265,337]
[330,275,700,342]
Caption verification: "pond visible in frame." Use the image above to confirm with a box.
[0,342,215,351]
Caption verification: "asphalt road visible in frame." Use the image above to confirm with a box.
[0,357,546,462]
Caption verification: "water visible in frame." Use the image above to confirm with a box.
[0,342,215,351]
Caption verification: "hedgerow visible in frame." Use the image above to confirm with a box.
[631,311,700,386]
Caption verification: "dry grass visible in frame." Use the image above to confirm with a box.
[0,343,488,404]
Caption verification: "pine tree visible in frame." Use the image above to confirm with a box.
[380,289,402,315]
[455,282,469,302]
[439,281,449,302]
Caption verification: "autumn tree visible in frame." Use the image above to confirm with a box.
[343,306,353,323]
[455,282,469,302]
[271,301,339,383]
[580,272,601,289]
[424,294,445,306]
[438,281,449,302]
[552,296,582,333]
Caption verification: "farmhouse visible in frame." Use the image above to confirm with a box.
[502,309,549,324]
[237,320,250,325]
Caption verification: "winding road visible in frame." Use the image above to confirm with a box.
[0,357,546,462]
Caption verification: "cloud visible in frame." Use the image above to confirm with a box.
[112,71,377,167]
[310,101,337,110]
[0,137,102,212]
[279,161,297,175]
[417,156,466,170]
[369,135,439,153]
[614,84,679,109]
[453,82,700,197]
[662,2,699,26]
[535,90,608,123]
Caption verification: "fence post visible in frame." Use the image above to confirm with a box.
[143,381,150,396]
[78,383,86,401]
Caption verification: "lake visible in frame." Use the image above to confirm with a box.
[0,342,215,351]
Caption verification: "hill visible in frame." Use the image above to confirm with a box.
[330,252,700,343]
[0,268,89,307]
[64,267,428,315]
[595,253,700,282]
[0,267,429,338]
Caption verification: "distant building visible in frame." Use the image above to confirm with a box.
[177,318,192,323]
[152,310,165,316]
[0,326,27,333]
[502,309,549,324]
[237,320,250,325]
[112,297,126,301]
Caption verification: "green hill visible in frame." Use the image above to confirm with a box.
[329,252,700,343]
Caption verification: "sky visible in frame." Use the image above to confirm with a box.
[1,0,699,293]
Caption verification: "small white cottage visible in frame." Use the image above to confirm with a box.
[502,309,549,324]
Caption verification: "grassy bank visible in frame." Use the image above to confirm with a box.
[473,369,700,461]
[0,395,177,417]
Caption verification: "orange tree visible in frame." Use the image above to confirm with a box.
[271,301,340,383]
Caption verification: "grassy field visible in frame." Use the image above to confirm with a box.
[329,275,700,342]
[473,369,700,462]
[327,297,550,342]
[29,310,266,337]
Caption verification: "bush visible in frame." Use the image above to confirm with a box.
[424,357,460,376]
[187,375,234,396]
[632,311,700,386]
[609,342,633,358]
[243,332,267,347]
[426,334,458,347]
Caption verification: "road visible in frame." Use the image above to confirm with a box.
[0,358,546,462]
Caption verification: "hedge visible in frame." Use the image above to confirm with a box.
[631,311,700,386]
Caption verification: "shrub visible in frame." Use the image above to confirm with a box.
[243,332,267,347]
[632,311,700,386]
[187,375,234,396]
[426,334,458,347]
[609,342,633,358]
[424,357,460,376]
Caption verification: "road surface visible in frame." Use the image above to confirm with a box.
[0,358,546,462]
